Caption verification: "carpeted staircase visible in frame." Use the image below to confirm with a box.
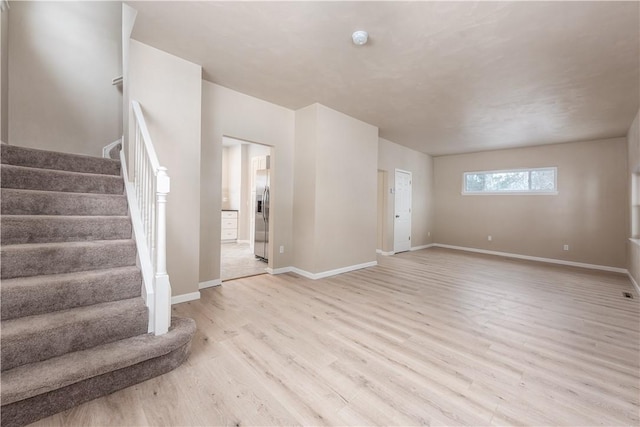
[0,144,196,427]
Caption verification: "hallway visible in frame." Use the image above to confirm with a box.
[221,242,267,281]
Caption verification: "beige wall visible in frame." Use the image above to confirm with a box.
[221,146,230,209]
[121,3,137,152]
[315,105,378,272]
[200,82,295,283]
[292,104,318,272]
[128,39,202,299]
[1,6,8,143]
[378,138,434,253]
[377,170,387,251]
[221,143,241,211]
[628,110,640,287]
[631,244,640,289]
[293,104,379,273]
[8,1,122,156]
[434,138,628,268]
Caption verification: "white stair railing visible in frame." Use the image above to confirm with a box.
[113,100,171,335]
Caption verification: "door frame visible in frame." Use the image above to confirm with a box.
[218,136,274,282]
[393,168,412,253]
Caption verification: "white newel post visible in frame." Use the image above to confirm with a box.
[119,101,173,336]
[154,167,171,335]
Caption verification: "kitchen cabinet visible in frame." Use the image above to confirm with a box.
[221,210,238,242]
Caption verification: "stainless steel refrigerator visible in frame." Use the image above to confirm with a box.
[254,169,270,262]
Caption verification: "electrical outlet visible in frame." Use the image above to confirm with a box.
[428,231,431,237]
[563,244,569,251]
[279,245,285,254]
[488,235,492,241]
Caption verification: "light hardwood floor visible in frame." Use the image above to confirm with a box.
[32,248,639,426]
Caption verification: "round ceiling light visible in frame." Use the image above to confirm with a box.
[352,30,368,46]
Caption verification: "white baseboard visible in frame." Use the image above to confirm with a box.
[629,272,640,295]
[199,279,221,289]
[290,261,378,280]
[410,244,434,251]
[266,267,293,275]
[171,291,201,305]
[102,137,122,158]
[376,249,395,256]
[433,244,628,274]
[268,261,377,279]
[377,245,433,255]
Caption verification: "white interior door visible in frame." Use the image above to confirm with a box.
[394,169,412,253]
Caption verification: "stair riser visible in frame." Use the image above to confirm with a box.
[1,241,137,279]
[1,303,148,371]
[1,165,123,194]
[0,342,190,427]
[1,189,128,216]
[1,144,121,176]
[1,268,142,320]
[1,216,132,244]
[0,146,195,426]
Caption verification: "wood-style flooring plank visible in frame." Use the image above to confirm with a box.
[30,247,639,426]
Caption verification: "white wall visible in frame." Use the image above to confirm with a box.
[378,138,434,252]
[128,39,202,299]
[293,103,379,274]
[201,82,295,283]
[8,1,122,155]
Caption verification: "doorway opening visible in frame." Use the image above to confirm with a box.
[220,136,273,281]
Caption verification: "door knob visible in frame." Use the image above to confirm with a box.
[395,215,400,218]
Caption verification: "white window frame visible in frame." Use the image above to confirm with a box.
[462,167,558,195]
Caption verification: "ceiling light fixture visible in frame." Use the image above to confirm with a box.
[352,30,368,46]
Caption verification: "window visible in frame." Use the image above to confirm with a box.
[463,167,557,195]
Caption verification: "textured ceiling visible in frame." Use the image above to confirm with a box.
[128,1,639,156]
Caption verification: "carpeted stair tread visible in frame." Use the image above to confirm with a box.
[1,338,192,427]
[1,297,148,372]
[1,164,123,194]
[1,267,141,320]
[0,144,195,425]
[1,317,195,405]
[1,215,132,244]
[1,144,121,176]
[1,239,136,279]
[1,189,128,216]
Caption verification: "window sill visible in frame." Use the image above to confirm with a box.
[630,238,640,248]
[461,191,559,196]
